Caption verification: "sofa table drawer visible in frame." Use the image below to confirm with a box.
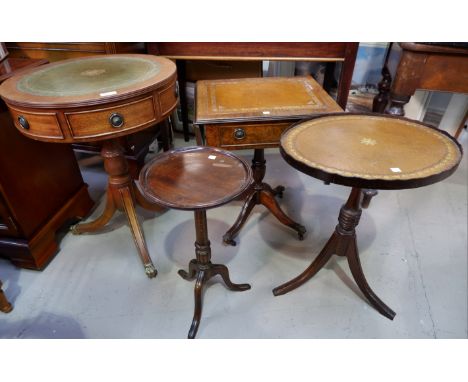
[205,122,291,150]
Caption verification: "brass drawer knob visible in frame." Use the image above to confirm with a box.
[109,113,124,128]
[234,128,246,140]
[18,116,29,130]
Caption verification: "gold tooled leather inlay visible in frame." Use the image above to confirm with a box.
[281,115,461,181]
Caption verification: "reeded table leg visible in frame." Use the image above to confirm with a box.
[223,148,306,246]
[179,210,251,339]
[273,187,395,320]
[0,280,13,313]
[71,139,161,278]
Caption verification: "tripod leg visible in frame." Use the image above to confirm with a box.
[259,189,306,240]
[178,259,198,281]
[188,270,206,339]
[211,264,251,291]
[223,190,257,246]
[71,190,116,234]
[346,237,396,320]
[119,187,157,279]
[273,233,338,296]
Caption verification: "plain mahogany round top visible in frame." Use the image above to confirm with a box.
[139,146,253,210]
[280,113,463,190]
[0,54,176,108]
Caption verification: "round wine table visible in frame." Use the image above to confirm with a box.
[273,113,463,320]
[139,146,253,338]
[0,54,178,278]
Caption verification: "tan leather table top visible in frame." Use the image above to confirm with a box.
[281,114,463,189]
[195,76,342,124]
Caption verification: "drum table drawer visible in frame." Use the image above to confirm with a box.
[205,121,292,150]
[10,108,64,140]
[65,96,157,140]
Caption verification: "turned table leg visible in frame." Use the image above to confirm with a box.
[71,139,160,278]
[179,209,251,339]
[223,148,306,246]
[273,187,395,320]
[0,280,13,313]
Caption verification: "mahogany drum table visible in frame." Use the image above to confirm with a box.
[195,76,342,246]
[139,146,253,338]
[0,54,178,278]
[273,113,463,319]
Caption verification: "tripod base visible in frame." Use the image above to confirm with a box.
[273,188,395,320]
[71,139,163,278]
[181,210,251,339]
[223,148,306,246]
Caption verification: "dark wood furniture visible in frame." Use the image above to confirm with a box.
[0,57,93,270]
[195,76,342,246]
[373,43,468,129]
[139,146,253,338]
[0,54,178,278]
[273,113,463,319]
[147,42,359,141]
[0,279,13,313]
[5,42,169,173]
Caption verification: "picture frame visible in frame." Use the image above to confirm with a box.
[0,43,9,62]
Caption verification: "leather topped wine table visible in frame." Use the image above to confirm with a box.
[273,113,463,319]
[139,146,253,338]
[0,54,178,278]
[195,76,342,246]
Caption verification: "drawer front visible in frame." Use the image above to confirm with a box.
[206,122,291,149]
[9,108,64,140]
[65,96,157,139]
[158,83,178,117]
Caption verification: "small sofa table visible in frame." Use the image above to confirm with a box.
[0,54,178,278]
[273,113,462,319]
[139,146,253,338]
[195,76,342,246]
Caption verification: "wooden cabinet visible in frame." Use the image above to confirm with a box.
[0,58,94,269]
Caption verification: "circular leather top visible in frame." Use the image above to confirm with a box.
[280,113,463,189]
[0,54,176,108]
[139,146,253,210]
